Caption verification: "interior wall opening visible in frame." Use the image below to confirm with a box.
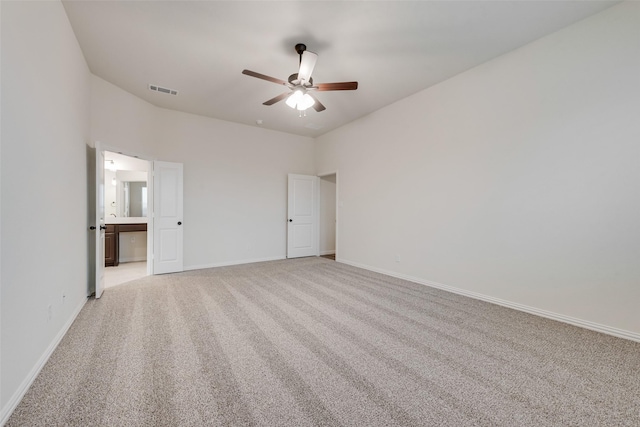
[319,173,337,261]
[103,151,150,287]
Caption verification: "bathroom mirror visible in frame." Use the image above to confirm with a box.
[104,151,149,220]
[105,168,148,219]
[121,181,148,217]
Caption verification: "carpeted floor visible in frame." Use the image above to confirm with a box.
[7,257,640,426]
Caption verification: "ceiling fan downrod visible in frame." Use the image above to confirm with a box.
[294,43,307,65]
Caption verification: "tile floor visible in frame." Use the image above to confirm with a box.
[104,261,147,288]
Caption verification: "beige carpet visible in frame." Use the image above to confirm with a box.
[7,258,640,426]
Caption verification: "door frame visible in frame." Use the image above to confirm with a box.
[98,143,154,276]
[94,142,106,298]
[318,170,339,261]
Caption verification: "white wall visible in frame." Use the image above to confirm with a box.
[320,174,336,255]
[153,109,315,269]
[91,76,315,270]
[316,2,640,337]
[90,76,158,158]
[104,169,117,217]
[1,0,91,420]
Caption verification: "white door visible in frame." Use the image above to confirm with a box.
[287,174,319,258]
[95,144,106,298]
[153,161,184,274]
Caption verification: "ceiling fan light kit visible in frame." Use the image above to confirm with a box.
[242,43,358,115]
[285,90,315,111]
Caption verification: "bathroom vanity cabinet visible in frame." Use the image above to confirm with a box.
[104,223,147,266]
[105,224,117,266]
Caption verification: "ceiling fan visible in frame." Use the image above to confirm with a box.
[242,43,358,113]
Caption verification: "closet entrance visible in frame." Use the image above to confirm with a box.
[319,172,337,261]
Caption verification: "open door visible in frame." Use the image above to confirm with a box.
[287,174,319,258]
[95,144,106,298]
[153,161,184,274]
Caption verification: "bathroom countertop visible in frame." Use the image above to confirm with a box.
[105,217,148,224]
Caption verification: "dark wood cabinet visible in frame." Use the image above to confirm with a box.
[105,224,118,267]
[104,223,146,267]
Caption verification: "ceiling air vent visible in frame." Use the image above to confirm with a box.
[149,84,178,96]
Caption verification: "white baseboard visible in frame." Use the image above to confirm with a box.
[320,250,336,256]
[339,259,640,344]
[118,256,146,263]
[1,297,87,426]
[184,255,286,272]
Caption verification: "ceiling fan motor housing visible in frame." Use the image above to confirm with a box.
[288,73,313,87]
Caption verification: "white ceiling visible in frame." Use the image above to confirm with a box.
[62,1,618,138]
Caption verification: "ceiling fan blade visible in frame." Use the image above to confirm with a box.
[308,93,326,112]
[263,92,290,106]
[315,81,358,91]
[242,69,287,86]
[297,51,318,85]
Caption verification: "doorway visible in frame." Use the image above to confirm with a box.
[319,173,337,261]
[103,151,150,288]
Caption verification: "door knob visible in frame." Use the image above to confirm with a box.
[89,226,96,230]
[178,221,182,225]
[289,219,293,222]
[99,225,107,230]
